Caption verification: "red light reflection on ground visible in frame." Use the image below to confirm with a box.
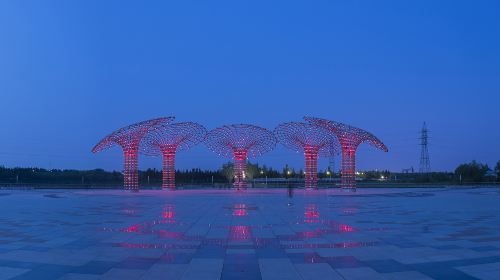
[342,208,358,214]
[304,204,320,223]
[123,224,140,233]
[232,204,249,216]
[281,241,378,249]
[339,224,354,232]
[229,225,252,241]
[157,229,183,239]
[113,243,198,249]
[233,209,248,216]
[122,209,139,215]
[162,205,176,222]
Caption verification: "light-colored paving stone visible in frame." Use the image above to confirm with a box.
[295,263,344,280]
[141,264,188,280]
[181,259,223,280]
[381,271,434,280]
[259,258,302,280]
[0,266,30,280]
[337,267,387,280]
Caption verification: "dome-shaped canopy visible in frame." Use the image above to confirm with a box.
[140,122,207,156]
[274,122,339,157]
[205,124,276,159]
[92,117,175,153]
[304,116,388,152]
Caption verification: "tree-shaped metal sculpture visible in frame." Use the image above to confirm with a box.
[305,116,388,190]
[274,122,339,188]
[92,117,174,191]
[205,124,276,188]
[141,122,207,189]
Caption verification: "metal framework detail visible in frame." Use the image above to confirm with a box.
[141,122,207,189]
[205,124,276,188]
[305,117,388,190]
[419,122,431,173]
[274,122,339,188]
[92,117,175,191]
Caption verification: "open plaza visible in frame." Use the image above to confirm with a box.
[0,187,499,280]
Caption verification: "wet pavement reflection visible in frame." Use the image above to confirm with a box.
[1,187,500,279]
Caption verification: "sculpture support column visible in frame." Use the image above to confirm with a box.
[162,149,176,189]
[304,146,319,188]
[123,147,139,192]
[233,148,248,189]
[341,146,356,190]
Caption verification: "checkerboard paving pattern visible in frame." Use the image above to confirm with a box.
[0,187,499,279]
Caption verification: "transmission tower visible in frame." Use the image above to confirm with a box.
[329,155,335,173]
[419,122,431,173]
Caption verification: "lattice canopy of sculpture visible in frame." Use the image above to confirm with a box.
[305,116,388,190]
[141,122,207,189]
[205,124,276,188]
[274,122,339,188]
[92,117,175,191]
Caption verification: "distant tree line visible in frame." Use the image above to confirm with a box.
[454,160,499,183]
[0,160,498,186]
[0,167,123,185]
[388,160,499,183]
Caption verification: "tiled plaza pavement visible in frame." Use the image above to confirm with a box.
[0,187,500,280]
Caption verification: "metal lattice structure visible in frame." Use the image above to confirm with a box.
[92,117,175,191]
[328,142,338,174]
[141,122,207,189]
[419,122,431,173]
[205,124,276,188]
[305,117,388,190]
[274,122,339,188]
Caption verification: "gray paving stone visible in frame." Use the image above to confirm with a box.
[259,258,301,280]
[294,263,344,280]
[181,259,223,280]
[0,266,30,280]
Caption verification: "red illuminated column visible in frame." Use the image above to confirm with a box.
[123,146,139,192]
[304,146,319,188]
[233,148,248,189]
[341,145,357,190]
[161,148,177,189]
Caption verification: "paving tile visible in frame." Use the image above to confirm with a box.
[222,254,260,280]
[1,188,500,279]
[70,261,117,275]
[115,257,158,270]
[57,273,101,280]
[0,266,30,280]
[380,270,434,279]
[181,258,223,280]
[100,268,146,280]
[364,259,410,273]
[412,262,480,280]
[336,267,387,280]
[259,258,301,280]
[140,264,188,280]
[294,263,344,280]
[456,262,500,279]
[9,264,73,280]
[327,256,366,269]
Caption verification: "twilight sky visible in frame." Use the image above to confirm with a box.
[0,0,499,172]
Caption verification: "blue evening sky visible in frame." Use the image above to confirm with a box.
[0,0,499,172]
